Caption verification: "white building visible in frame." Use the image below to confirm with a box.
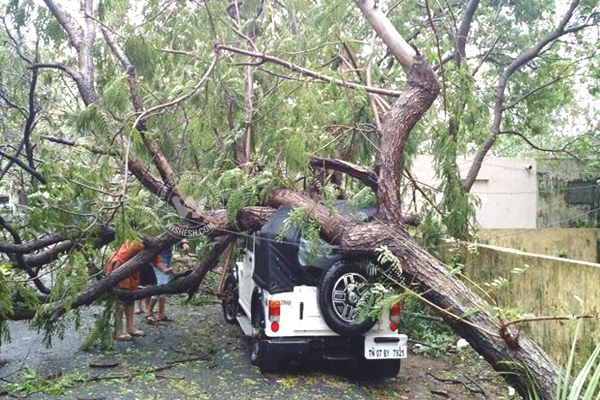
[411,155,538,229]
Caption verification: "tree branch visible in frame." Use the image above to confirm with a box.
[2,17,34,64]
[309,156,378,188]
[114,235,234,300]
[0,216,51,294]
[353,0,417,73]
[455,0,480,65]
[46,231,178,321]
[7,44,41,182]
[131,52,218,128]
[100,27,143,112]
[215,44,403,97]
[463,0,585,192]
[22,226,116,268]
[502,73,575,110]
[42,0,83,50]
[41,0,97,105]
[101,28,221,227]
[354,0,439,223]
[498,130,582,161]
[0,148,46,184]
[0,232,67,255]
[8,208,272,322]
[29,62,81,82]
[42,135,120,156]
[0,88,28,118]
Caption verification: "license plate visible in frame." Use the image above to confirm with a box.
[364,334,408,360]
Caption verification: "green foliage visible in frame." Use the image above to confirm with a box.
[285,133,310,173]
[369,247,457,357]
[76,104,112,138]
[506,320,600,399]
[412,213,441,252]
[218,170,276,224]
[124,35,159,79]
[102,78,130,114]
[398,295,456,357]
[80,295,116,351]
[376,245,403,282]
[353,284,399,322]
[432,132,477,240]
[0,0,599,352]
[0,273,15,347]
[277,206,322,246]
[5,367,84,396]
[348,186,376,221]
[556,321,600,400]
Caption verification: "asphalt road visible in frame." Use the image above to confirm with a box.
[0,296,511,399]
[0,298,374,399]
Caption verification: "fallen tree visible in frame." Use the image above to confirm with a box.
[2,0,590,398]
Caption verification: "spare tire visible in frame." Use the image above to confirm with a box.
[317,261,376,336]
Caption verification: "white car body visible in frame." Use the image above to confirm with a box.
[232,233,408,366]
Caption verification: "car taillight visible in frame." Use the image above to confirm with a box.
[390,301,401,323]
[271,321,280,332]
[269,300,280,322]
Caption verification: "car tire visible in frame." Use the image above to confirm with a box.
[318,261,376,336]
[221,275,239,325]
[250,337,262,366]
[250,337,280,373]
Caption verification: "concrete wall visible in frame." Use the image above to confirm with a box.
[447,243,600,369]
[537,159,600,229]
[411,156,538,229]
[411,156,600,230]
[478,229,599,263]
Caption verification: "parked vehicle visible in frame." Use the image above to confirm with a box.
[221,205,407,378]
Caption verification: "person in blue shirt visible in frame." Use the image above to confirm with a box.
[145,245,175,323]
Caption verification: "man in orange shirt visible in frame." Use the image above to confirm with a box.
[106,240,170,340]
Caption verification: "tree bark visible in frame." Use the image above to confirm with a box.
[42,0,98,105]
[373,55,439,223]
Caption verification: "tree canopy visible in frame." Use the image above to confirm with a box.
[0,0,599,397]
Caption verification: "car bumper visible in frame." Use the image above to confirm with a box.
[258,335,402,362]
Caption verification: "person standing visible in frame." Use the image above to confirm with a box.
[135,263,157,315]
[106,240,166,340]
[145,245,175,323]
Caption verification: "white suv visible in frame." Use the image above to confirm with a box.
[221,206,407,378]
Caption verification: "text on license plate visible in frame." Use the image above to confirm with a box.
[365,345,406,359]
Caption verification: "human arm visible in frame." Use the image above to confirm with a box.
[153,255,174,274]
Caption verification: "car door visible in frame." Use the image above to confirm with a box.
[238,234,255,315]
